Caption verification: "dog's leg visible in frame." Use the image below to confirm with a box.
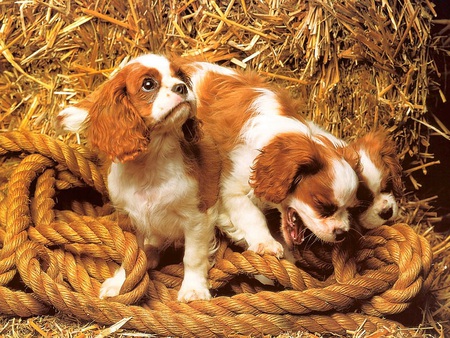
[221,191,284,258]
[99,229,156,299]
[143,232,166,269]
[177,218,215,302]
[143,244,160,269]
[99,265,126,299]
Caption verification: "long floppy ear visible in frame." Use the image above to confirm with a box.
[378,131,404,197]
[182,116,203,144]
[337,144,361,175]
[87,70,149,162]
[250,133,322,204]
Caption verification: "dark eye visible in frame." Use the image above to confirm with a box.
[142,78,157,92]
[314,198,338,218]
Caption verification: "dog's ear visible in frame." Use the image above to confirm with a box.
[337,144,361,175]
[87,67,149,162]
[182,117,203,144]
[377,131,403,198]
[250,133,322,204]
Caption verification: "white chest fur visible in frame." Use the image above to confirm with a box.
[107,137,200,241]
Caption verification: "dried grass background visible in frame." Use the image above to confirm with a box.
[1,0,450,336]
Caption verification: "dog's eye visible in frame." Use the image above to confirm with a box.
[318,202,338,218]
[142,78,158,92]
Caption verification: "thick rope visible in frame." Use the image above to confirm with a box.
[0,131,434,336]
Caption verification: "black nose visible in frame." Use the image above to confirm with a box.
[334,229,347,242]
[172,83,188,97]
[379,207,393,220]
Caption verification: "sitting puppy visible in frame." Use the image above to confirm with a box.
[347,130,403,229]
[181,60,359,255]
[56,54,220,302]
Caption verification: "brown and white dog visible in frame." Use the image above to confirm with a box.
[56,54,220,302]
[305,124,403,229]
[347,130,403,229]
[181,59,360,255]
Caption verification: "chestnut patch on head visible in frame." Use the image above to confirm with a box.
[125,65,163,117]
[351,129,404,198]
[250,133,325,204]
[86,66,151,162]
[289,160,322,194]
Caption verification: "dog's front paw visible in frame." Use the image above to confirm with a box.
[99,266,126,299]
[248,238,284,258]
[177,281,211,302]
[177,286,211,302]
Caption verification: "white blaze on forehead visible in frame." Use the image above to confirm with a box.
[129,54,195,121]
[332,158,358,207]
[359,150,381,193]
[130,54,174,77]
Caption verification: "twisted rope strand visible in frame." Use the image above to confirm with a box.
[0,154,54,285]
[0,286,49,317]
[0,132,106,194]
[0,130,434,336]
[10,240,409,337]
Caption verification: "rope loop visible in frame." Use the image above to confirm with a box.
[0,131,434,336]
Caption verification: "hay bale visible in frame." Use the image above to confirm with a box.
[0,0,443,188]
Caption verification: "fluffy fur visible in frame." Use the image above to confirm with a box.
[56,54,220,302]
[348,130,403,229]
[181,60,360,253]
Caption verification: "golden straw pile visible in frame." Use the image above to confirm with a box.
[1,0,447,194]
[1,0,450,336]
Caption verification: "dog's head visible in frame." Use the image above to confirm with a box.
[56,54,199,162]
[349,130,403,229]
[250,133,359,245]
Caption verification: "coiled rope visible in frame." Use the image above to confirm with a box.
[0,131,434,337]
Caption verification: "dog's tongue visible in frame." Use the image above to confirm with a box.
[287,207,305,244]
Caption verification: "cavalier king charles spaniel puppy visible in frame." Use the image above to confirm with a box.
[180,60,360,255]
[347,130,403,229]
[56,54,220,302]
[306,124,403,229]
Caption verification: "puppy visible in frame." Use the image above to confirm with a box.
[347,130,403,229]
[56,54,220,302]
[302,124,403,229]
[181,61,359,255]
